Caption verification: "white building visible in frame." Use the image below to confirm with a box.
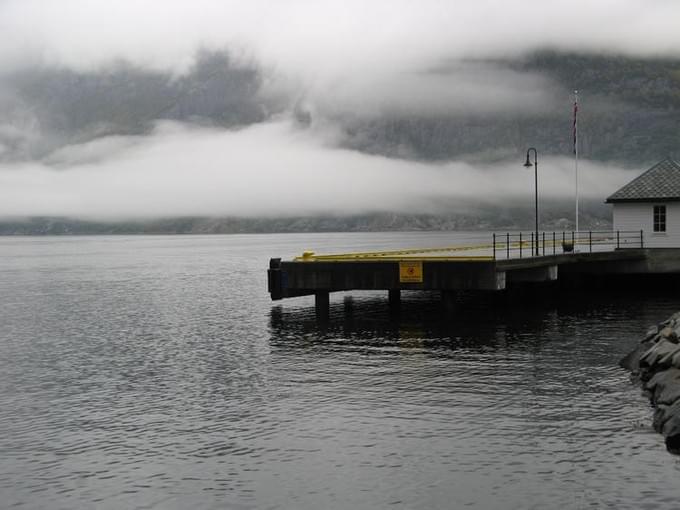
[606,158,680,248]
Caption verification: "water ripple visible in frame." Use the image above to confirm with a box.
[1,234,680,509]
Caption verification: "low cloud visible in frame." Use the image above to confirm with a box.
[1,1,677,168]
[3,0,680,76]
[0,120,636,220]
[307,63,564,119]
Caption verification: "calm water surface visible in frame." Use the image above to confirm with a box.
[1,233,680,509]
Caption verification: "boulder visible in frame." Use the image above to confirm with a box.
[653,404,670,433]
[640,339,680,371]
[659,385,680,407]
[648,333,662,345]
[666,434,680,454]
[657,345,680,369]
[659,326,678,343]
[619,340,655,371]
[644,325,659,342]
[652,399,680,433]
[661,400,680,437]
[645,367,680,404]
[621,311,680,456]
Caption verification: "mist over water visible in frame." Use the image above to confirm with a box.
[1,233,680,509]
[0,120,635,219]
[1,1,679,221]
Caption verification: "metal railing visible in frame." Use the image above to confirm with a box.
[491,230,643,260]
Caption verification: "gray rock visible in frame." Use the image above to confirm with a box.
[666,433,680,454]
[658,345,680,369]
[659,326,678,343]
[661,401,680,437]
[658,384,680,407]
[620,340,655,371]
[653,404,670,433]
[621,311,680,455]
[644,325,659,342]
[645,367,680,404]
[645,367,680,392]
[640,339,680,370]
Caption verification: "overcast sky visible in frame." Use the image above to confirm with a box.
[0,0,678,219]
[3,0,680,74]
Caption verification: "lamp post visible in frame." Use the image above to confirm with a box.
[523,148,539,256]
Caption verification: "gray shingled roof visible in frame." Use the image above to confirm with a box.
[606,158,680,203]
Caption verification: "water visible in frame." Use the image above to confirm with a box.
[1,233,680,510]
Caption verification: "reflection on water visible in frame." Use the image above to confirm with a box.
[269,289,633,353]
[2,234,680,510]
[270,292,553,347]
[266,290,680,510]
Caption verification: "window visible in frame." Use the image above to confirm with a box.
[654,205,666,233]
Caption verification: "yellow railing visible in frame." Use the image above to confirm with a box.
[294,243,493,261]
[292,230,644,262]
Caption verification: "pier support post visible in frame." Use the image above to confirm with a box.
[388,289,401,314]
[442,291,457,314]
[343,296,354,315]
[315,291,330,320]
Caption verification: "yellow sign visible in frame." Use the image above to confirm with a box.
[399,261,423,283]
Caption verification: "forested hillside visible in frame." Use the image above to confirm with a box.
[1,50,678,166]
[335,52,680,164]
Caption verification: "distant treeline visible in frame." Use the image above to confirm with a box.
[0,201,611,235]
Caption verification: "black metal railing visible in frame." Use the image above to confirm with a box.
[491,230,643,260]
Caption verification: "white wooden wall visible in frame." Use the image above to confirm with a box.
[612,202,680,248]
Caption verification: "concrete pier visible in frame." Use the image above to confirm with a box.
[267,235,680,312]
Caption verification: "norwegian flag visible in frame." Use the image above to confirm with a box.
[573,98,578,154]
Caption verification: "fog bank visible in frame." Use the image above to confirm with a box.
[0,120,634,219]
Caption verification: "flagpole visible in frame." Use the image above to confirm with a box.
[574,90,579,234]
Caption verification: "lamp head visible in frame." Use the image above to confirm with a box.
[523,154,533,167]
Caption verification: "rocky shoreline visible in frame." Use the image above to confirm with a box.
[620,312,680,454]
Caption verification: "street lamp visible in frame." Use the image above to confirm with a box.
[523,148,539,256]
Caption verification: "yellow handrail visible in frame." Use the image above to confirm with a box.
[294,234,620,262]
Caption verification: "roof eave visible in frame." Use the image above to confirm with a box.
[606,197,680,204]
